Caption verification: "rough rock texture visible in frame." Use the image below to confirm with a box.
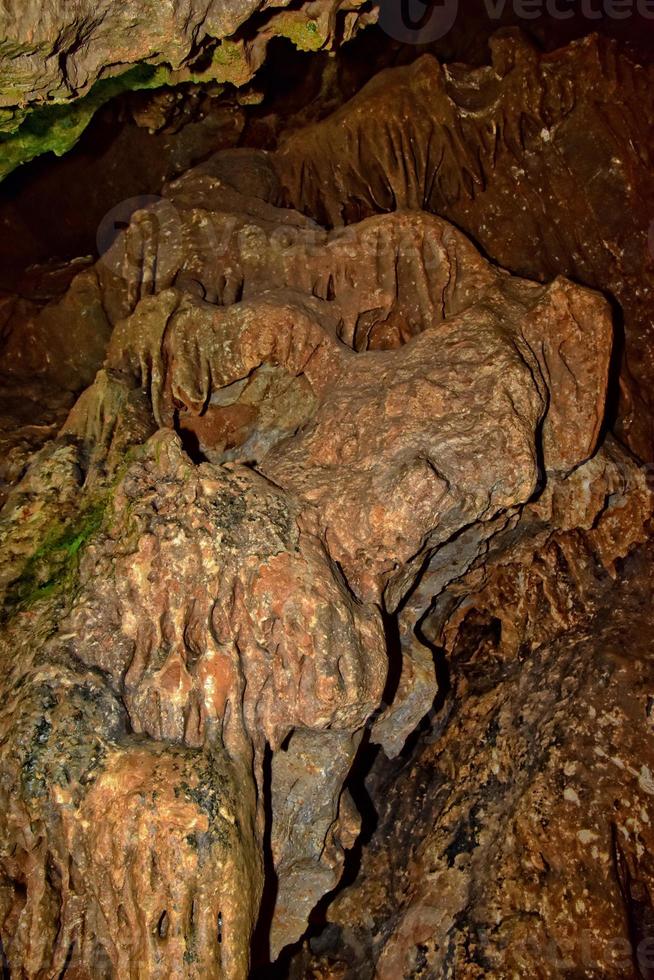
[2,25,654,977]
[0,0,376,178]
[0,133,651,978]
[274,32,654,460]
[295,539,654,979]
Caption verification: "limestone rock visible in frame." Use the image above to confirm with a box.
[0,129,651,978]
[274,33,654,459]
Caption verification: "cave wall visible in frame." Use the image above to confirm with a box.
[0,5,654,979]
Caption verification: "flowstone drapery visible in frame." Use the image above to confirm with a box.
[0,138,651,977]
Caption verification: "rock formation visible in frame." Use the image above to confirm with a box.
[0,0,376,179]
[294,540,654,979]
[0,19,653,980]
[274,32,654,461]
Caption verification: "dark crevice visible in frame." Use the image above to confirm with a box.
[156,909,169,940]
[57,943,75,980]
[379,605,403,711]
[251,743,278,975]
[266,731,382,979]
[0,935,9,979]
[175,414,209,464]
[601,290,629,447]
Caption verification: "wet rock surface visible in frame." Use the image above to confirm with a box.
[0,22,653,980]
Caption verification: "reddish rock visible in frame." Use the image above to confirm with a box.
[0,100,651,979]
[275,33,654,459]
[297,540,654,979]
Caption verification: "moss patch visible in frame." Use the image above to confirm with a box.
[0,16,333,181]
[0,63,174,181]
[276,16,325,52]
[5,495,110,613]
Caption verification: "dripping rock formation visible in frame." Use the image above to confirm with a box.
[275,31,654,461]
[0,18,653,980]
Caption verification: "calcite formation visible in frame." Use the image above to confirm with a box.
[0,25,653,980]
[274,32,654,461]
[0,130,651,977]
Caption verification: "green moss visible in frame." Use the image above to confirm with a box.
[197,40,250,86]
[276,16,325,52]
[3,442,151,619]
[210,40,243,68]
[0,15,328,181]
[0,62,173,181]
[5,495,110,613]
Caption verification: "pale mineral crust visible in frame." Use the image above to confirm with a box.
[0,29,653,980]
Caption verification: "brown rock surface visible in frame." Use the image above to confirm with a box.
[95,178,615,608]
[0,423,386,975]
[296,538,654,979]
[274,32,654,460]
[0,57,652,976]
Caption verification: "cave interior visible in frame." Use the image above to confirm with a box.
[1,3,654,978]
